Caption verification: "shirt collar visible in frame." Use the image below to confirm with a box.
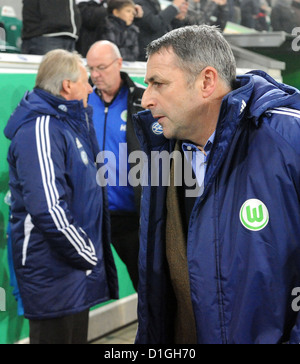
[182,131,216,156]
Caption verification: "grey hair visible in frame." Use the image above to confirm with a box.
[146,25,237,89]
[35,49,83,97]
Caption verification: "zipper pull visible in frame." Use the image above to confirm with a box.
[84,112,90,131]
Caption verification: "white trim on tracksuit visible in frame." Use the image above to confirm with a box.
[35,115,98,266]
[268,107,300,119]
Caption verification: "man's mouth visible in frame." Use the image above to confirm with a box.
[154,115,165,123]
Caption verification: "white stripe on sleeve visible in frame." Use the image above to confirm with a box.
[35,115,98,266]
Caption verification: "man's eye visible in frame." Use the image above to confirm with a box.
[154,82,162,87]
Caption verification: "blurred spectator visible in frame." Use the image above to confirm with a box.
[240,0,260,29]
[101,0,142,61]
[187,0,229,31]
[271,0,300,33]
[134,0,189,61]
[227,0,241,23]
[76,0,108,57]
[255,0,271,31]
[22,0,81,55]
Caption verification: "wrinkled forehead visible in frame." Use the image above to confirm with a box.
[87,45,116,66]
[145,48,184,83]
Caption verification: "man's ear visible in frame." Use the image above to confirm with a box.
[116,57,123,71]
[61,79,71,99]
[198,67,218,99]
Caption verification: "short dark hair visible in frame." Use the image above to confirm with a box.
[107,0,135,14]
[146,25,237,89]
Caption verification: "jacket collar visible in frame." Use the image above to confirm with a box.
[34,87,93,121]
[5,88,93,141]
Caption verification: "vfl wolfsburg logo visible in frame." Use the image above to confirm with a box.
[240,199,269,231]
[152,122,163,135]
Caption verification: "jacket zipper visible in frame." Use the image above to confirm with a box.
[85,112,90,131]
[102,107,109,151]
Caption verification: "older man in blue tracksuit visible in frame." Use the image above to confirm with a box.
[4,50,118,344]
[133,25,300,344]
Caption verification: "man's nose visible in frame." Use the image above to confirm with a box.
[87,83,93,95]
[90,69,100,78]
[141,87,155,110]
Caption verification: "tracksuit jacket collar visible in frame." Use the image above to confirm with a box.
[4,88,94,141]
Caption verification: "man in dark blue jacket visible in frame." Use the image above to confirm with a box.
[4,49,118,344]
[134,25,300,344]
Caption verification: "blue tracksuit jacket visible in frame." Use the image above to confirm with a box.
[4,88,118,320]
[133,71,300,344]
